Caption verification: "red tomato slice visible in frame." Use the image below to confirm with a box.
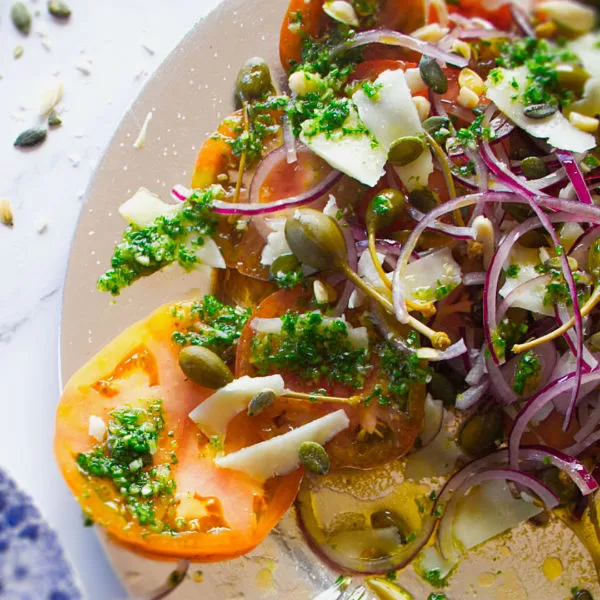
[55,302,301,561]
[280,0,325,72]
[235,289,426,470]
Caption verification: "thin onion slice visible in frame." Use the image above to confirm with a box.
[557,150,594,206]
[333,29,469,67]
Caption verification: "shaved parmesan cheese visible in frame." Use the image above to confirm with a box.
[194,237,226,269]
[300,104,387,187]
[260,218,291,266]
[354,69,433,191]
[251,316,369,349]
[88,415,106,443]
[569,33,600,117]
[486,67,595,153]
[453,480,542,551]
[215,410,350,481]
[402,248,462,304]
[537,0,595,33]
[498,244,553,316]
[189,375,285,439]
[133,111,153,149]
[119,188,180,228]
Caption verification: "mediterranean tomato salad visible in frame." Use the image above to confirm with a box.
[55,0,600,596]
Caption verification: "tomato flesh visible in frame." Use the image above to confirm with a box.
[55,302,301,560]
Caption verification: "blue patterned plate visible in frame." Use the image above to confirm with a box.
[0,467,81,600]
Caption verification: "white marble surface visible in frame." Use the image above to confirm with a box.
[0,0,223,596]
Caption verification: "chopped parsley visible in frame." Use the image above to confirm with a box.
[455,115,494,150]
[225,110,279,166]
[250,310,370,388]
[369,339,432,407]
[506,264,520,278]
[513,350,541,395]
[361,80,383,100]
[495,37,581,108]
[171,296,251,361]
[428,594,447,600]
[492,318,528,361]
[423,568,449,588]
[76,400,176,530]
[97,187,220,296]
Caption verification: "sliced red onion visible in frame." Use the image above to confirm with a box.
[510,4,535,36]
[455,380,489,410]
[171,184,189,202]
[355,238,402,256]
[509,371,600,471]
[464,272,486,286]
[466,348,485,386]
[570,224,600,265]
[418,339,469,362]
[486,353,519,404]
[211,169,343,215]
[408,207,476,240]
[282,116,297,165]
[334,29,469,67]
[437,468,559,561]
[517,445,599,495]
[557,150,594,206]
[565,430,600,457]
[574,392,600,443]
[330,197,357,317]
[454,28,515,40]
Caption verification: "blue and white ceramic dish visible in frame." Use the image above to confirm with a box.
[0,467,81,600]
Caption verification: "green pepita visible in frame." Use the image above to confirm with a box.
[13,45,24,59]
[458,406,504,457]
[11,2,32,34]
[14,128,47,148]
[556,63,590,95]
[419,55,448,94]
[298,441,330,475]
[422,116,450,136]
[370,509,408,542]
[178,346,233,389]
[247,389,276,417]
[574,589,594,600]
[388,136,425,166]
[48,0,71,18]
[520,156,549,180]
[48,110,62,128]
[408,188,438,213]
[523,103,558,120]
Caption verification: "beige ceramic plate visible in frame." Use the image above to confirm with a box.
[60,0,600,597]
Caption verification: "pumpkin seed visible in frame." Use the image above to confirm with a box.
[523,103,558,120]
[422,115,450,136]
[574,590,594,600]
[298,441,330,475]
[48,0,71,18]
[13,45,24,59]
[419,55,448,94]
[248,389,276,417]
[14,128,47,148]
[48,110,62,128]
[520,156,549,180]
[0,200,14,228]
[11,2,32,34]
[388,136,425,166]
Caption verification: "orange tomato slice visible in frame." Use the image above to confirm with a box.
[55,301,301,561]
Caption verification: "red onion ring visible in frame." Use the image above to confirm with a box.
[509,372,600,472]
[464,272,486,286]
[408,207,476,240]
[282,116,297,165]
[565,430,600,457]
[510,4,535,36]
[333,29,469,68]
[575,392,600,443]
[557,150,594,206]
[454,27,516,40]
[455,380,489,410]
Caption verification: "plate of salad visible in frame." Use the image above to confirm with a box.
[56,0,600,597]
